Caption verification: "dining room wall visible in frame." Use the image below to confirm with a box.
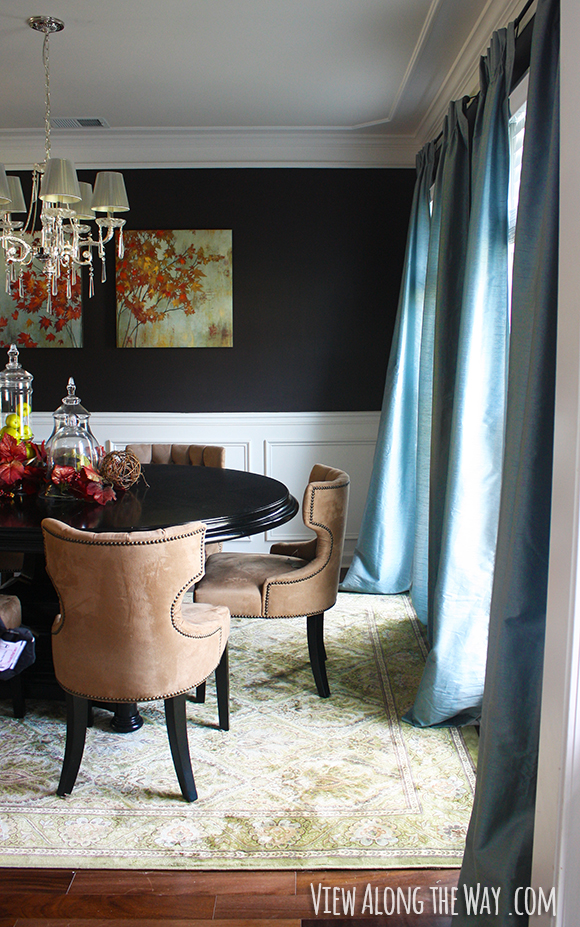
[12,166,416,416]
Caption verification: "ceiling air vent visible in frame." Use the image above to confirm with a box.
[51,117,110,128]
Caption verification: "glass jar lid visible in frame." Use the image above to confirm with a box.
[52,377,92,427]
[0,344,33,392]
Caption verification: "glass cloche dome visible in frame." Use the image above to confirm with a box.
[46,377,101,474]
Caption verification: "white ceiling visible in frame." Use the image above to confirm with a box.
[0,0,526,168]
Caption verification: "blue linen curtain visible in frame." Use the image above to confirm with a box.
[411,96,473,628]
[339,142,435,593]
[407,27,515,727]
[343,26,515,727]
[457,0,560,921]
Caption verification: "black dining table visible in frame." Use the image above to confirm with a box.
[0,463,299,551]
[0,464,299,726]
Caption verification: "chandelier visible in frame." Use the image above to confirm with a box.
[0,16,130,312]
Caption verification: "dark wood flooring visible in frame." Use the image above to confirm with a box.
[0,866,460,926]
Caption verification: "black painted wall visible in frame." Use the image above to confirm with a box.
[14,167,416,413]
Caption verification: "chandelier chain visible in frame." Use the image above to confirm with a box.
[43,33,51,163]
[0,15,129,316]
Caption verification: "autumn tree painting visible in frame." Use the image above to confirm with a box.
[0,240,82,348]
[115,229,233,348]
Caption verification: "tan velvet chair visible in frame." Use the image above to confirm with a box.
[0,552,25,577]
[42,518,230,802]
[126,443,226,469]
[0,593,26,718]
[195,464,350,698]
[126,443,226,558]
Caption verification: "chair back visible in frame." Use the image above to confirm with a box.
[302,463,350,600]
[42,518,225,702]
[127,443,225,468]
[264,464,350,617]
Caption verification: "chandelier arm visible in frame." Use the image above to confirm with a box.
[20,167,43,241]
[1,235,34,265]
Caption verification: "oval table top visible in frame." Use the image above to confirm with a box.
[0,464,300,552]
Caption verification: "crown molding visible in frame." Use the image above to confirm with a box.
[0,0,529,171]
[0,126,420,170]
[415,0,530,146]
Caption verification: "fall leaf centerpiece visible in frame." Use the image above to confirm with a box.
[0,433,47,499]
[0,354,116,505]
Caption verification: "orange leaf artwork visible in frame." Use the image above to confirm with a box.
[115,230,233,348]
[0,234,82,348]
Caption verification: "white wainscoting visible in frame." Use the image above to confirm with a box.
[31,411,380,564]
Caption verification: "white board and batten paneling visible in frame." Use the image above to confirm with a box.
[31,411,380,565]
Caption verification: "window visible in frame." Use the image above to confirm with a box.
[508,75,528,306]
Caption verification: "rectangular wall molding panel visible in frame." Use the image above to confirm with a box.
[32,410,380,563]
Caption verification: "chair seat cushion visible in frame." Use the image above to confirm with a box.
[195,552,308,617]
[0,594,22,630]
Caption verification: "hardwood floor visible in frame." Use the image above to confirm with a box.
[0,866,460,926]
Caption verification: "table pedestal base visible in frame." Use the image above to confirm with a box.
[109,702,144,733]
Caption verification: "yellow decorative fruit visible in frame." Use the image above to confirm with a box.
[5,413,20,429]
[19,402,31,417]
[21,425,33,440]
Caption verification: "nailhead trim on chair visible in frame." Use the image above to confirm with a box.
[171,590,227,643]
[41,523,205,547]
[56,669,223,704]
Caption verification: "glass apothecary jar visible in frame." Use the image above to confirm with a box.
[0,344,33,444]
[47,377,101,474]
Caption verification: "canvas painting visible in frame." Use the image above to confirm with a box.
[0,237,83,348]
[116,229,233,348]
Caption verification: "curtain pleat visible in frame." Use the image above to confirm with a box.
[425,97,472,636]
[457,0,560,920]
[340,143,435,594]
[412,97,472,627]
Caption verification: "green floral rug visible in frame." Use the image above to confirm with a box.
[0,593,477,869]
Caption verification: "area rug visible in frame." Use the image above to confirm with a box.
[0,592,477,870]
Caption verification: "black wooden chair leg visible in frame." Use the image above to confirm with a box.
[307,612,330,698]
[57,693,89,797]
[10,673,25,718]
[164,693,198,802]
[215,645,229,731]
[192,682,206,703]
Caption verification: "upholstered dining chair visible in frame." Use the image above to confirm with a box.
[0,593,26,718]
[195,464,350,699]
[0,552,24,582]
[126,443,226,558]
[126,443,226,469]
[42,518,230,803]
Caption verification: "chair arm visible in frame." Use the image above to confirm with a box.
[269,538,317,561]
[262,552,338,617]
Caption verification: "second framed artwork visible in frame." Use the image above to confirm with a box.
[116,229,233,348]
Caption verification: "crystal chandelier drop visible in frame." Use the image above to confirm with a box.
[0,16,130,312]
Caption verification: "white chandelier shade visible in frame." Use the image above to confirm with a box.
[40,158,82,204]
[0,176,26,215]
[0,16,130,310]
